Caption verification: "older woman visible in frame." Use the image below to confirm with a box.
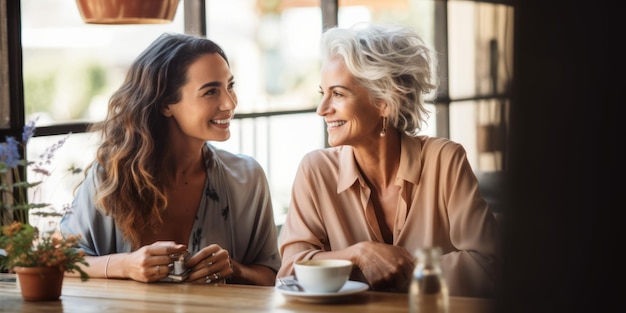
[278,23,499,297]
[61,33,280,286]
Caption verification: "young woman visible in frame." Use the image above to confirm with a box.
[61,33,280,286]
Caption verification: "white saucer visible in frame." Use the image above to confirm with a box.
[276,280,369,303]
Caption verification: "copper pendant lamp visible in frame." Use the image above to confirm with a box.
[75,0,180,24]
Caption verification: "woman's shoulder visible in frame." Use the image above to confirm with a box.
[80,161,102,183]
[412,135,464,151]
[410,135,467,161]
[300,146,344,166]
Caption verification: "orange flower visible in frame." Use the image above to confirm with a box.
[0,221,89,281]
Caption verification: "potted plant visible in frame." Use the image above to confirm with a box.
[0,221,89,300]
[0,119,89,301]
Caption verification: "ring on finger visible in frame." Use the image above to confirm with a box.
[205,261,213,268]
[205,275,212,284]
[156,265,161,275]
[213,272,220,280]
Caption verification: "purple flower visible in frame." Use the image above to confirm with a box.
[22,119,37,143]
[0,136,20,168]
[1,118,38,169]
[36,134,69,167]
[1,119,75,224]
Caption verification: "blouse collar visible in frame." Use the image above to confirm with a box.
[336,134,424,193]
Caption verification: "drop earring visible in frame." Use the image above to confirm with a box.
[380,117,387,137]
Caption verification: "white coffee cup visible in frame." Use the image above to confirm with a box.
[294,259,353,293]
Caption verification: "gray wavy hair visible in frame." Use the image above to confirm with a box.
[320,22,438,136]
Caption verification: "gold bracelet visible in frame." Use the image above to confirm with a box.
[104,254,112,279]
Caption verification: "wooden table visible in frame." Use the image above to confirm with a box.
[0,274,496,312]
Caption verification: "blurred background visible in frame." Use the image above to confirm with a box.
[2,0,513,229]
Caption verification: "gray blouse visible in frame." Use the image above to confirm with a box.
[60,143,281,273]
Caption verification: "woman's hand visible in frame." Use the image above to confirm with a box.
[124,241,188,282]
[185,244,234,284]
[352,241,415,292]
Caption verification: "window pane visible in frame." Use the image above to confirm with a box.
[447,1,512,174]
[448,1,514,98]
[449,99,508,173]
[213,113,325,224]
[339,0,436,45]
[206,0,322,113]
[20,0,185,125]
[26,132,99,227]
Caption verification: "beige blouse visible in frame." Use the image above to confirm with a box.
[278,135,500,297]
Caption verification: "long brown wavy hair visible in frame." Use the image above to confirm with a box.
[84,33,229,249]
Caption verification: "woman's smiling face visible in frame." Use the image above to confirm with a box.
[317,56,382,148]
[163,52,237,143]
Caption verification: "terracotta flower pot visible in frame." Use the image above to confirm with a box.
[13,266,64,301]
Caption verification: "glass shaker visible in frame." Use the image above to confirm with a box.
[409,246,449,313]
